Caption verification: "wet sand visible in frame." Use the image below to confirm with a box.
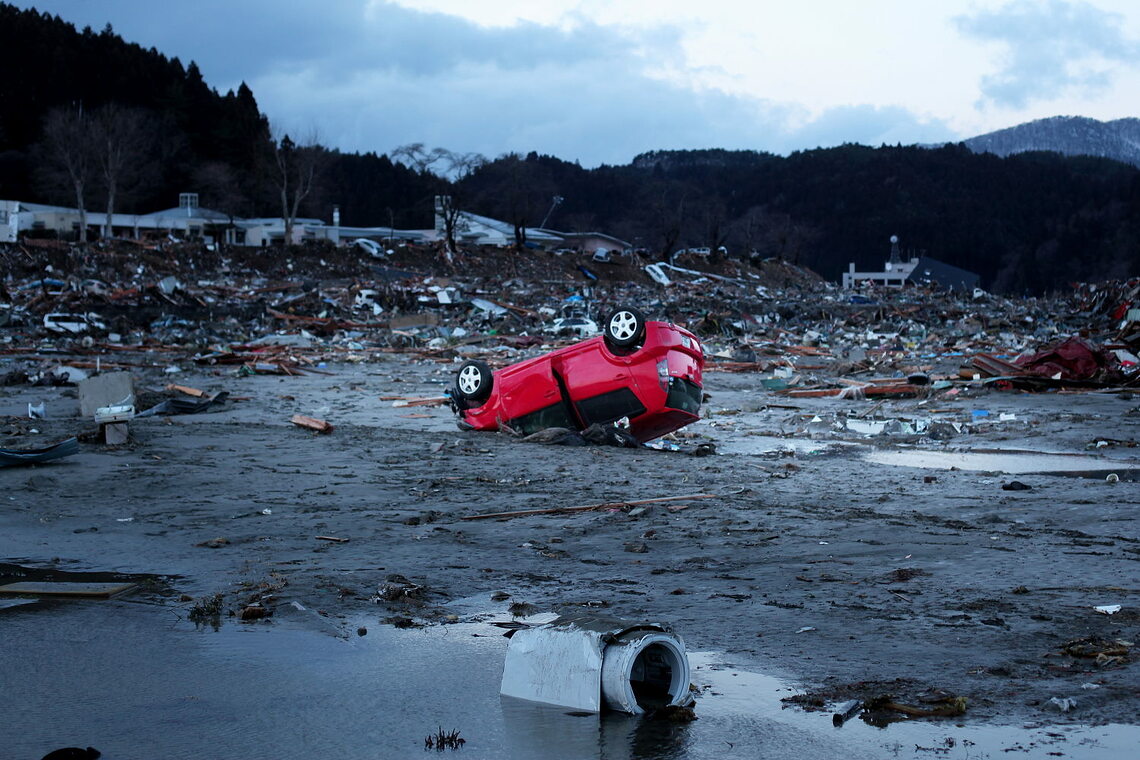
[2,354,1138,732]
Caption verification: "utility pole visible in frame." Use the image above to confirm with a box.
[540,195,563,229]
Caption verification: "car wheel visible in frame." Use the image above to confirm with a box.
[455,359,493,403]
[603,306,646,349]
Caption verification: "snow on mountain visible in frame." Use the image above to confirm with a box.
[963,116,1140,167]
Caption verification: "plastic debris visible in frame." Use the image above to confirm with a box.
[1048,696,1077,712]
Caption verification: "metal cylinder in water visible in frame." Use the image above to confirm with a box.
[500,615,692,714]
[599,629,691,714]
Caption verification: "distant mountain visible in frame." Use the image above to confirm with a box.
[3,0,1139,292]
[630,148,775,171]
[963,116,1140,168]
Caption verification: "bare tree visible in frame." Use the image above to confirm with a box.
[636,179,688,261]
[34,105,93,241]
[193,161,246,241]
[391,143,450,175]
[272,130,323,244]
[726,205,766,258]
[744,208,819,266]
[435,150,486,260]
[471,153,555,252]
[90,104,156,237]
[693,194,730,260]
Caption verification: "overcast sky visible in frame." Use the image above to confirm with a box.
[14,0,1140,166]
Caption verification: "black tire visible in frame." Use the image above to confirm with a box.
[455,359,494,403]
[603,306,646,349]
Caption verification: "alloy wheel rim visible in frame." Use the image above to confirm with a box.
[609,311,638,340]
[458,366,483,394]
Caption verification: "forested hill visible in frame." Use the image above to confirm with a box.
[499,144,1140,295]
[0,4,439,226]
[0,5,270,212]
[1,3,1138,293]
[965,116,1140,168]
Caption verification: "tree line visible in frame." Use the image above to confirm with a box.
[2,4,1138,293]
[0,4,440,235]
[449,146,1140,294]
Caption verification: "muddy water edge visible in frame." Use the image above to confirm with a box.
[1,358,1137,756]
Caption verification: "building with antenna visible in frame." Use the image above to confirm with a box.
[842,235,980,292]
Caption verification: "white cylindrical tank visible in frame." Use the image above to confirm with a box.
[500,613,692,715]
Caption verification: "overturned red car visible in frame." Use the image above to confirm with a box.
[450,307,704,443]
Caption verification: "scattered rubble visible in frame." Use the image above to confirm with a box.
[3,242,1135,427]
[4,239,1139,733]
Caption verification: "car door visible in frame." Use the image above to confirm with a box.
[552,341,647,426]
[496,356,578,433]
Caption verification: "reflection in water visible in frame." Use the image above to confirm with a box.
[4,600,1138,759]
[500,699,692,760]
[627,712,692,759]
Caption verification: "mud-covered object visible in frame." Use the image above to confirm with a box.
[41,747,100,760]
[580,423,641,448]
[134,391,229,417]
[1,369,30,386]
[521,423,642,448]
[0,437,79,467]
[520,427,586,446]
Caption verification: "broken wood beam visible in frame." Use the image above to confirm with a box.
[290,414,334,434]
[390,396,449,407]
[782,383,923,398]
[166,383,207,397]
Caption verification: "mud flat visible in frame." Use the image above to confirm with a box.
[2,355,1138,754]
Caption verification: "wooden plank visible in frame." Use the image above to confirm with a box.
[783,383,923,399]
[166,383,208,397]
[391,396,448,408]
[290,414,334,434]
[782,388,843,398]
[0,581,137,598]
[970,353,1025,377]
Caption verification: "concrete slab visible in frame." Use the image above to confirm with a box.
[79,372,135,418]
[0,581,137,598]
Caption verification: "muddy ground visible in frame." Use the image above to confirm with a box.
[1,351,1138,730]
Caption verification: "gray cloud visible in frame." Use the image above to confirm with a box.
[15,0,957,164]
[954,0,1140,108]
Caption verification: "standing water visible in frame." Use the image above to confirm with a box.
[2,597,1136,759]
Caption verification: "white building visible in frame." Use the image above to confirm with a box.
[0,193,425,247]
[842,235,979,292]
[1,200,21,243]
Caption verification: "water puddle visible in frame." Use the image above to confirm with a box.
[717,436,856,458]
[3,598,1137,759]
[0,560,173,602]
[691,654,1140,759]
[864,449,1140,478]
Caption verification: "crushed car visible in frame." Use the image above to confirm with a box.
[450,307,705,442]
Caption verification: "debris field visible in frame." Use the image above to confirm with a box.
[2,239,1138,728]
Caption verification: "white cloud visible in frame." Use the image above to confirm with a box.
[10,0,1139,164]
[954,0,1140,108]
